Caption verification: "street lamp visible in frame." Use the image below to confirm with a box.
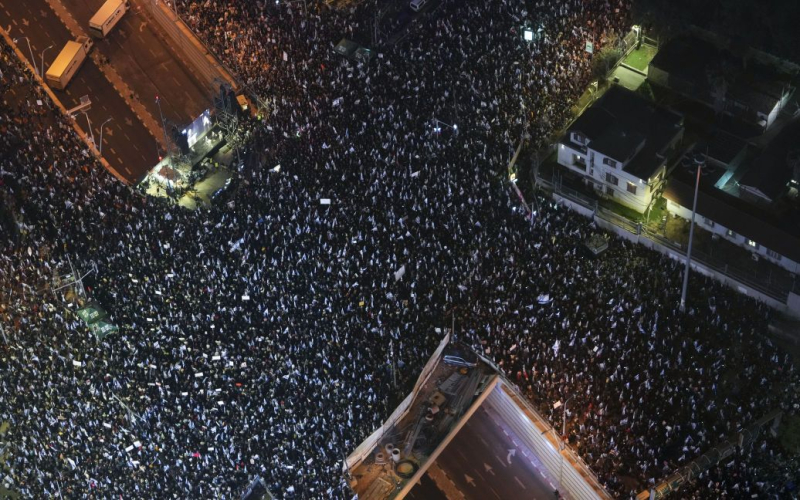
[81,111,96,148]
[554,394,575,490]
[155,95,171,160]
[40,44,54,78]
[679,151,706,312]
[99,117,113,156]
[13,37,38,77]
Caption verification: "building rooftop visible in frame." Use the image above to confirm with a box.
[650,35,793,123]
[569,86,683,180]
[664,163,800,263]
[739,119,800,201]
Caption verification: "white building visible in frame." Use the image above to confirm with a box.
[664,121,800,274]
[557,86,684,213]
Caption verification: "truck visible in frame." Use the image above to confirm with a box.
[89,0,130,38]
[45,37,93,90]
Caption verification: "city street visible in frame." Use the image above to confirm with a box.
[0,0,211,184]
[59,0,211,126]
[0,0,155,182]
[409,405,559,500]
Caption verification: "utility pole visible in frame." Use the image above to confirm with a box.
[40,44,54,78]
[679,153,705,312]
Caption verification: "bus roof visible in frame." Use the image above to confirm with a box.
[89,0,125,27]
[46,41,83,78]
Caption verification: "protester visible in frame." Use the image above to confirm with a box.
[0,0,797,498]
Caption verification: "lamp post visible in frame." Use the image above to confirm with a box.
[13,37,38,76]
[556,394,575,490]
[99,117,113,156]
[679,153,705,312]
[81,111,95,148]
[40,44,54,78]
[155,95,171,160]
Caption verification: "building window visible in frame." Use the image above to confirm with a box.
[603,157,618,168]
[726,229,736,239]
[605,173,618,186]
[605,186,614,197]
[571,132,584,145]
[626,182,637,195]
[703,217,715,228]
[747,239,759,249]
[573,154,586,170]
[766,248,781,260]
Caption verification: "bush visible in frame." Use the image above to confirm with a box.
[591,47,623,81]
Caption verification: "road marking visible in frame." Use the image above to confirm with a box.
[456,449,468,461]
[506,448,516,464]
[494,454,507,467]
[463,474,476,487]
[483,463,494,476]
[124,166,132,173]
[514,476,526,490]
[110,148,117,155]
[489,487,502,499]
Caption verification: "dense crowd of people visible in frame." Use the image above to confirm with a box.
[1,0,798,498]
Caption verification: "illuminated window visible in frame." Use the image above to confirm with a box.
[626,182,637,195]
[747,239,758,249]
[726,229,736,238]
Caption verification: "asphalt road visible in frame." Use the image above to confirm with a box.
[406,474,447,500]
[410,405,558,500]
[60,0,211,126]
[0,0,156,182]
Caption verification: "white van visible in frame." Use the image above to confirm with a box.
[89,0,130,38]
[410,0,427,12]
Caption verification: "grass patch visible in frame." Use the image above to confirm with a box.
[624,44,657,71]
[598,198,642,221]
[644,196,667,225]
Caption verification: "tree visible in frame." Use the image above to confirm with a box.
[591,46,623,81]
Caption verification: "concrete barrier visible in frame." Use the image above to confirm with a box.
[143,0,238,92]
[0,27,130,185]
